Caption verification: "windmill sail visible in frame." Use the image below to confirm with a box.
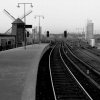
[20,10,32,20]
[5,27,12,34]
[4,9,16,21]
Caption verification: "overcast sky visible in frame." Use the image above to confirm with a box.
[0,0,100,34]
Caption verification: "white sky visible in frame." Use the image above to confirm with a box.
[0,0,100,34]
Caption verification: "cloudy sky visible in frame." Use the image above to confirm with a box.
[0,0,100,34]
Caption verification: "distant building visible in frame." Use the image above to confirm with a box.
[0,34,16,50]
[86,20,94,41]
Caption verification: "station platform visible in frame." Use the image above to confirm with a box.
[0,44,49,100]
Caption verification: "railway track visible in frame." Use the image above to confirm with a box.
[75,48,100,72]
[62,43,100,99]
[49,43,91,100]
[36,41,100,100]
[82,47,100,57]
[64,43,100,84]
[67,39,100,57]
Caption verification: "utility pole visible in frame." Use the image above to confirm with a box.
[34,15,44,43]
[17,3,33,49]
[32,28,36,45]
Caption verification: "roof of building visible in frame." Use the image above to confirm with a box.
[0,34,16,37]
[12,18,25,24]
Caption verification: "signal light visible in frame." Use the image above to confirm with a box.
[47,31,49,37]
[27,31,29,37]
[64,31,67,38]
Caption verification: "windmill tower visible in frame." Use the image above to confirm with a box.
[12,18,25,46]
[4,9,32,46]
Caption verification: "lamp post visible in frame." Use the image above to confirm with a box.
[17,3,33,49]
[34,15,44,43]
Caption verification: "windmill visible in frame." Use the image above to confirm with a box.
[3,9,32,46]
[3,9,32,34]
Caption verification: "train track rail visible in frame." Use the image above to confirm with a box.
[49,43,92,100]
[36,42,100,100]
[65,43,100,84]
[62,43,100,99]
[75,48,100,72]
[82,47,100,57]
[67,39,100,57]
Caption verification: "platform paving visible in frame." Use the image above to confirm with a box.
[0,44,49,100]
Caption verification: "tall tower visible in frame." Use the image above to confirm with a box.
[12,18,25,47]
[86,20,94,41]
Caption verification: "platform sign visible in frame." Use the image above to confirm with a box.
[25,25,32,28]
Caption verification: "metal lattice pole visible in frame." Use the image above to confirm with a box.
[34,15,44,43]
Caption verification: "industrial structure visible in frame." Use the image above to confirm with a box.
[86,20,94,40]
[86,20,95,46]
